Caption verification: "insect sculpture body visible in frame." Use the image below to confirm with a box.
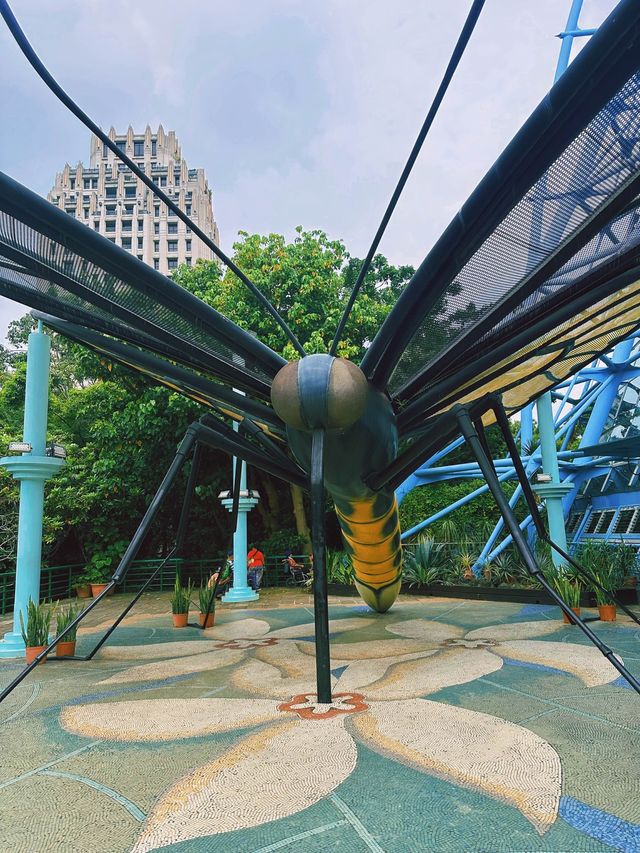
[271,354,402,612]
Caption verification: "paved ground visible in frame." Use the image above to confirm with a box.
[1,589,639,853]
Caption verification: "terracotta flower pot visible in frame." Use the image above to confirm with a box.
[563,606,581,624]
[199,612,215,628]
[75,585,91,599]
[90,583,113,597]
[25,646,47,665]
[172,612,188,628]
[56,640,76,657]
[598,603,616,622]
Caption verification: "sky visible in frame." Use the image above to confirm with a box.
[0,0,619,343]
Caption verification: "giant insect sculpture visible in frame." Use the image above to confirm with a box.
[1,0,640,704]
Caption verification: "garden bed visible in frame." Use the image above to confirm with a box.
[326,582,638,605]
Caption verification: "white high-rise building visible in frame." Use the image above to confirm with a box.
[48,125,220,275]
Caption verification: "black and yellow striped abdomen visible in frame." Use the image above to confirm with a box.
[334,492,402,613]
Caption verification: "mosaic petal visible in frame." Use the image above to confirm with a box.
[465,620,562,642]
[495,640,621,686]
[334,651,436,693]
[97,641,218,661]
[362,647,502,699]
[385,619,464,644]
[254,639,319,679]
[231,657,319,699]
[130,717,357,852]
[269,617,374,639]
[99,648,244,684]
[208,617,271,640]
[353,699,561,833]
[303,638,431,660]
[60,697,281,742]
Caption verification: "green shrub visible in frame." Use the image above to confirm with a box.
[326,551,354,585]
[198,584,216,613]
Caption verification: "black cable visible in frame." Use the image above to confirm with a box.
[329,0,486,356]
[0,0,306,358]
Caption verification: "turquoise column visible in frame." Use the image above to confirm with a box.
[533,391,572,568]
[0,323,64,658]
[220,424,259,603]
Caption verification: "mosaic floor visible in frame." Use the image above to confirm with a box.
[1,590,639,853]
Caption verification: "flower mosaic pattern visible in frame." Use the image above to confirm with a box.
[59,613,624,852]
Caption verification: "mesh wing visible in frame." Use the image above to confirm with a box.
[0,171,284,400]
[362,0,640,417]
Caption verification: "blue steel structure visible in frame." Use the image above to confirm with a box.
[397,0,640,565]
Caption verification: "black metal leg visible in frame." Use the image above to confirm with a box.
[455,405,640,696]
[489,398,640,628]
[175,442,202,557]
[311,428,332,703]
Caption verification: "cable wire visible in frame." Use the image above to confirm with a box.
[329,0,486,357]
[0,0,306,358]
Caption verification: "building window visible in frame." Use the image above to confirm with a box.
[185,204,192,216]
[133,140,144,157]
[83,207,89,218]
[69,178,75,190]
[106,220,116,232]
[154,240,160,253]
[91,178,98,189]
[108,237,116,242]
[102,143,108,158]
[151,139,157,156]
[185,257,191,266]
[65,207,75,216]
[153,258,159,270]
[137,219,143,230]
[168,222,178,234]
[168,258,178,270]
[105,205,116,216]
[186,239,192,252]
[83,179,91,189]
[125,186,136,198]
[158,176,167,187]
[106,186,117,198]
[124,204,134,215]
[122,220,132,232]
[116,140,126,153]
[154,223,160,235]
[137,237,143,249]
[94,222,100,231]
[168,209,176,218]
[137,254,143,261]
[83,194,91,203]
[154,205,160,217]
[121,237,132,249]
[167,240,178,253]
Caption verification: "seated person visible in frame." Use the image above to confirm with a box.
[247,543,265,590]
[283,549,309,583]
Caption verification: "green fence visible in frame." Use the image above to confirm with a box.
[0,554,309,616]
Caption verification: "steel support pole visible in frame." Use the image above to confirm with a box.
[534,392,572,568]
[311,429,331,703]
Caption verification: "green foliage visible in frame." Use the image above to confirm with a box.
[326,551,354,585]
[402,536,447,587]
[261,528,307,557]
[545,569,581,607]
[19,598,53,647]
[85,540,128,583]
[399,480,518,541]
[198,584,216,613]
[577,540,625,604]
[170,574,193,614]
[55,601,82,642]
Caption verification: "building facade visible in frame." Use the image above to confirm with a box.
[47,125,220,275]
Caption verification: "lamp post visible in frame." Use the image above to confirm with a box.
[0,322,64,658]
[218,426,259,602]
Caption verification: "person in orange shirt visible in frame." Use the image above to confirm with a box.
[247,543,265,591]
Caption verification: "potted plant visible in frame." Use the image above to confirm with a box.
[170,574,192,627]
[74,572,92,599]
[198,584,216,628]
[55,601,81,657]
[19,597,54,664]
[85,540,127,596]
[547,567,581,623]
[579,540,623,622]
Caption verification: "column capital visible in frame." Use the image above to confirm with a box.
[0,455,65,481]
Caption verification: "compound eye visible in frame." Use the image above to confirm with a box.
[271,355,369,431]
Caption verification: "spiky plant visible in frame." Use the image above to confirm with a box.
[198,584,216,613]
[19,597,53,647]
[55,601,82,642]
[170,575,193,615]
